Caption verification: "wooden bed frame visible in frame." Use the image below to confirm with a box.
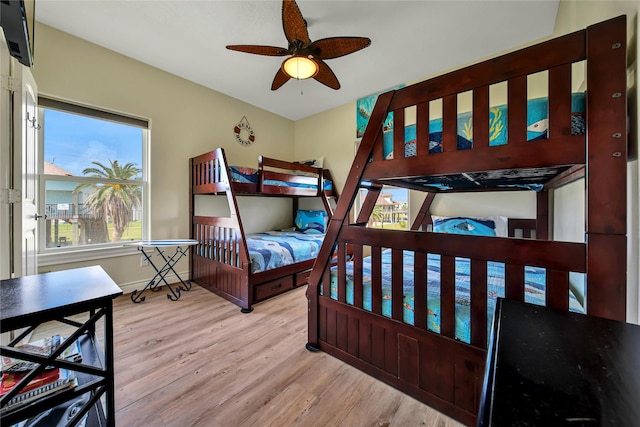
[190,148,338,312]
[307,16,627,426]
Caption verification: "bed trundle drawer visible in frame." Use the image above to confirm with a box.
[254,276,294,301]
[295,270,311,287]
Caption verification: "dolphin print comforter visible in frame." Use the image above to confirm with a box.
[326,249,584,344]
[247,231,324,273]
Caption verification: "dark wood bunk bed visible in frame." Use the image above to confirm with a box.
[306,16,628,427]
[190,148,338,312]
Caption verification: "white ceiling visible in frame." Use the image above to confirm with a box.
[35,0,560,121]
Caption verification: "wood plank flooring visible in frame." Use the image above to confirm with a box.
[37,284,464,427]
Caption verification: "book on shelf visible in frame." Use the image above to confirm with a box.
[1,335,83,375]
[0,375,78,414]
[1,368,60,397]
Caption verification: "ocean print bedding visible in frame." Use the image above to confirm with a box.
[326,249,585,344]
[382,93,586,159]
[247,231,324,274]
[229,166,333,191]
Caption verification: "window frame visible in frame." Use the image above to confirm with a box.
[36,96,150,266]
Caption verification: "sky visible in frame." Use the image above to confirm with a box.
[383,187,408,203]
[43,109,143,177]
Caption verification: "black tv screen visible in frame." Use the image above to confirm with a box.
[1,0,35,67]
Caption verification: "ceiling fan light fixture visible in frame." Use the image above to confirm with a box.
[282,55,318,80]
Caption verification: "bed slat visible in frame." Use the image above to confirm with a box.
[441,255,455,338]
[443,95,457,152]
[413,253,427,330]
[507,75,527,145]
[353,244,364,309]
[505,264,524,301]
[473,86,490,147]
[548,64,572,138]
[416,102,430,156]
[393,108,405,159]
[546,269,570,310]
[338,243,347,303]
[371,247,382,315]
[470,260,488,348]
[392,249,404,321]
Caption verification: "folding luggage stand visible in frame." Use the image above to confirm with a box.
[128,239,198,303]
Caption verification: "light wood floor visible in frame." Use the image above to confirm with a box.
[38,284,464,427]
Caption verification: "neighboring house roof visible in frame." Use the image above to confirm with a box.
[44,161,74,176]
[376,193,400,207]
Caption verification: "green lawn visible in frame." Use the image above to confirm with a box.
[50,221,142,245]
[370,221,408,230]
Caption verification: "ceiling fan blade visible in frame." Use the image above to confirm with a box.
[226,45,288,56]
[311,37,372,60]
[271,68,291,90]
[313,59,340,90]
[282,0,309,45]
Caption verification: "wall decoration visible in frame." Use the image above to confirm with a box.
[356,84,404,138]
[234,116,255,146]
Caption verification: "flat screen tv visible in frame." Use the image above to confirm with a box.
[0,0,35,67]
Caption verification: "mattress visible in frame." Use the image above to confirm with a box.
[246,231,324,274]
[325,249,585,344]
[382,93,586,159]
[229,166,333,191]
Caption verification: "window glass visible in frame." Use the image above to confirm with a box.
[40,101,147,250]
[359,186,409,230]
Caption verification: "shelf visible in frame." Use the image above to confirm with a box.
[1,267,121,427]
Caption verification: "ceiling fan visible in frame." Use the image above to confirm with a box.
[226,0,371,91]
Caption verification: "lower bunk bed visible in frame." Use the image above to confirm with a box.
[190,148,337,312]
[306,16,627,426]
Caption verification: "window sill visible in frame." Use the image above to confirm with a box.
[38,244,140,267]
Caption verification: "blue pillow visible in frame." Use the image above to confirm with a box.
[432,216,497,237]
[295,210,328,234]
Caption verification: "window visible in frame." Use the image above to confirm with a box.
[358,186,409,230]
[38,97,149,263]
[353,140,409,230]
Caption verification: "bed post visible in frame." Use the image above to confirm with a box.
[585,15,627,321]
[536,191,549,240]
[307,91,396,349]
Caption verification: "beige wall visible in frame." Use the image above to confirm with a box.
[33,23,295,291]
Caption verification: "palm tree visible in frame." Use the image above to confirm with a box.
[75,160,142,242]
[370,204,385,228]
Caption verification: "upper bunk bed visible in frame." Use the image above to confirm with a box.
[189,148,338,312]
[306,15,628,426]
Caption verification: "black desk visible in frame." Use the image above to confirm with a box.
[1,266,122,427]
[478,298,640,427]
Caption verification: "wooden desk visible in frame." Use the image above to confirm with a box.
[478,298,640,427]
[1,266,122,426]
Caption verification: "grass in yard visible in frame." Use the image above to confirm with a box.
[49,221,142,245]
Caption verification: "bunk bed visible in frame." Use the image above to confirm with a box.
[190,148,338,312]
[306,16,628,426]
